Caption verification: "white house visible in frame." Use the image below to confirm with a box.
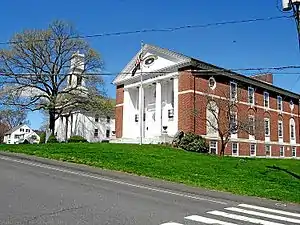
[3,124,40,144]
[54,52,115,143]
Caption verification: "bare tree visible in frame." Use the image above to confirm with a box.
[0,20,112,134]
[0,107,28,128]
[201,83,264,156]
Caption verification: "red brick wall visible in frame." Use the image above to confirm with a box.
[115,85,124,138]
[177,69,299,157]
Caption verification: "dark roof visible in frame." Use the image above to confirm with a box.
[4,124,25,135]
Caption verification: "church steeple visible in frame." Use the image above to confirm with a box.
[68,51,85,88]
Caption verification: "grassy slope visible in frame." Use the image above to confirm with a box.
[0,143,299,203]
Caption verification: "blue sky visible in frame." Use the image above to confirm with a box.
[0,0,299,129]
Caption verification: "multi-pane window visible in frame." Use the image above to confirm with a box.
[292,147,296,157]
[248,87,254,105]
[230,112,237,134]
[280,146,284,157]
[95,114,99,122]
[264,92,269,108]
[230,82,237,101]
[277,96,283,111]
[77,75,82,86]
[209,141,217,154]
[20,128,24,132]
[94,129,99,137]
[278,120,283,139]
[264,118,270,137]
[290,118,296,140]
[106,129,110,138]
[248,116,255,135]
[26,129,30,133]
[265,145,271,156]
[250,144,256,156]
[232,142,238,156]
[106,116,111,123]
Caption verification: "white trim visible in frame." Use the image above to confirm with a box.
[209,140,218,155]
[115,103,124,107]
[264,118,270,137]
[280,146,285,157]
[248,115,255,140]
[124,72,178,89]
[232,142,239,156]
[292,146,297,157]
[263,91,269,109]
[208,77,216,90]
[178,90,300,117]
[278,120,283,142]
[290,118,296,143]
[265,144,272,157]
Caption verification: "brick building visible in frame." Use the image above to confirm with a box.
[112,44,299,158]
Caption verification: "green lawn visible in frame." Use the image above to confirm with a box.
[0,143,299,203]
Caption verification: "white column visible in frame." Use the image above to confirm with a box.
[138,86,144,139]
[173,77,179,132]
[123,88,130,138]
[155,82,162,136]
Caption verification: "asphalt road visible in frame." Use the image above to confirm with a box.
[0,153,299,225]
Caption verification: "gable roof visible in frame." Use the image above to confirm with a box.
[114,43,300,100]
[4,124,27,135]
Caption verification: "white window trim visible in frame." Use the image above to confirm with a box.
[209,140,218,155]
[278,120,283,139]
[265,144,272,157]
[250,143,256,156]
[230,81,237,101]
[264,91,269,109]
[292,146,297,157]
[264,118,270,137]
[290,118,296,141]
[277,96,283,111]
[232,142,239,156]
[279,146,285,157]
[248,87,255,105]
[248,115,255,140]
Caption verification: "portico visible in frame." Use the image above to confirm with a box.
[122,74,179,140]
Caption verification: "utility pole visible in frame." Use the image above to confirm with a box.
[282,0,300,48]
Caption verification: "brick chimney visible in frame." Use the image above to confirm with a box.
[250,73,273,85]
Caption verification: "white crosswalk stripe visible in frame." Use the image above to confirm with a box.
[159,203,300,225]
[185,215,237,225]
[207,210,285,225]
[225,207,300,224]
[238,203,300,218]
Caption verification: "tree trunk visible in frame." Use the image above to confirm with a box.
[219,139,225,156]
[49,109,56,135]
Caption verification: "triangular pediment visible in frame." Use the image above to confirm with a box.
[113,44,191,84]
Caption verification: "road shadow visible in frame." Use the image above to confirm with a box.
[266,165,300,180]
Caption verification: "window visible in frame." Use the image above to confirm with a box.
[250,143,256,156]
[264,92,269,108]
[209,77,216,90]
[135,114,139,122]
[292,146,296,157]
[232,142,238,156]
[14,135,19,139]
[106,116,111,123]
[277,96,283,111]
[26,129,30,133]
[248,87,254,105]
[106,129,110,138]
[265,145,271,156]
[290,100,294,110]
[230,112,237,134]
[248,116,255,136]
[95,114,99,122]
[278,120,283,139]
[94,129,99,137]
[280,146,284,157]
[209,141,217,154]
[69,75,72,85]
[20,128,24,132]
[290,118,296,140]
[77,75,82,86]
[230,82,237,101]
[264,118,270,137]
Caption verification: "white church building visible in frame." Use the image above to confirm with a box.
[55,52,115,143]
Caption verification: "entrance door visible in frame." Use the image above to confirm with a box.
[144,86,156,138]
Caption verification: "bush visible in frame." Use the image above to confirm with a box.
[22,139,31,144]
[179,133,208,153]
[39,132,46,144]
[47,135,58,143]
[68,136,87,143]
